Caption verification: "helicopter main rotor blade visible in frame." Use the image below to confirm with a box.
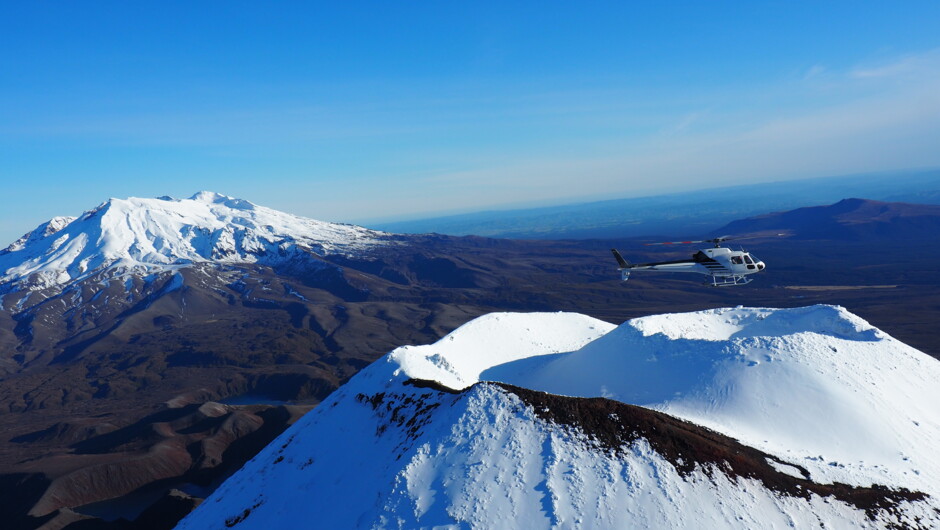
[644,233,783,247]
[708,233,785,242]
[644,240,708,246]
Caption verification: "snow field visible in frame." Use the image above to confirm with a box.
[178,306,940,529]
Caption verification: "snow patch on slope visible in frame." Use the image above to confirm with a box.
[3,216,76,253]
[0,192,387,291]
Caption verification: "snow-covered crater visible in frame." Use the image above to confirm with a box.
[0,192,388,291]
[179,305,940,529]
[389,305,940,497]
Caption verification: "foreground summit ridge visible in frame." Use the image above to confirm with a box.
[179,305,940,529]
[0,192,387,291]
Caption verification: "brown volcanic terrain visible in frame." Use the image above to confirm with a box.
[1,199,939,528]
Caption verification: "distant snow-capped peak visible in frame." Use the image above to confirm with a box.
[0,192,389,290]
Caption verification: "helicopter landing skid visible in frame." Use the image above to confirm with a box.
[707,275,752,287]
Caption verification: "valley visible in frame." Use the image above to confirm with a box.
[0,194,938,528]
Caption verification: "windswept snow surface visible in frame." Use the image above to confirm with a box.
[0,191,386,291]
[498,305,940,498]
[386,312,617,390]
[178,306,940,529]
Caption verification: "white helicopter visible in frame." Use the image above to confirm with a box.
[611,236,768,286]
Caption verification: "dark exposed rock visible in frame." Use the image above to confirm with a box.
[351,379,931,527]
[497,383,928,522]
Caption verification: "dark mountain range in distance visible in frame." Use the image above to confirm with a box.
[370,168,940,239]
[715,198,940,241]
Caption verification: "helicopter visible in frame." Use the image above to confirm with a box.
[611,236,769,286]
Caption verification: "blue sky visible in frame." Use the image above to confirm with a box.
[2,2,940,244]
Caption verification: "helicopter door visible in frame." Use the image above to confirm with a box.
[743,255,756,270]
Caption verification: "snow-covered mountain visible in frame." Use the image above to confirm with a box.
[0,191,388,292]
[177,306,940,529]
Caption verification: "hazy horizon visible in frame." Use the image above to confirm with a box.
[2,167,938,247]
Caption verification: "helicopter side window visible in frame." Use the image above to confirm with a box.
[731,256,743,265]
[744,255,754,264]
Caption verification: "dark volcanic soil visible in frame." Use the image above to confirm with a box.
[1,226,939,528]
[499,383,929,525]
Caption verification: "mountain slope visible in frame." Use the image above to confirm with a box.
[713,198,940,240]
[178,307,940,529]
[0,194,633,525]
[5,193,940,527]
[0,191,387,293]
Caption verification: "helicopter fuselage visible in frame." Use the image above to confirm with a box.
[613,246,766,286]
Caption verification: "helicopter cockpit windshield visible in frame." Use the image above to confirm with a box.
[744,253,765,271]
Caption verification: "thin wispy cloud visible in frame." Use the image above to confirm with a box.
[803,64,827,80]
[849,48,940,79]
